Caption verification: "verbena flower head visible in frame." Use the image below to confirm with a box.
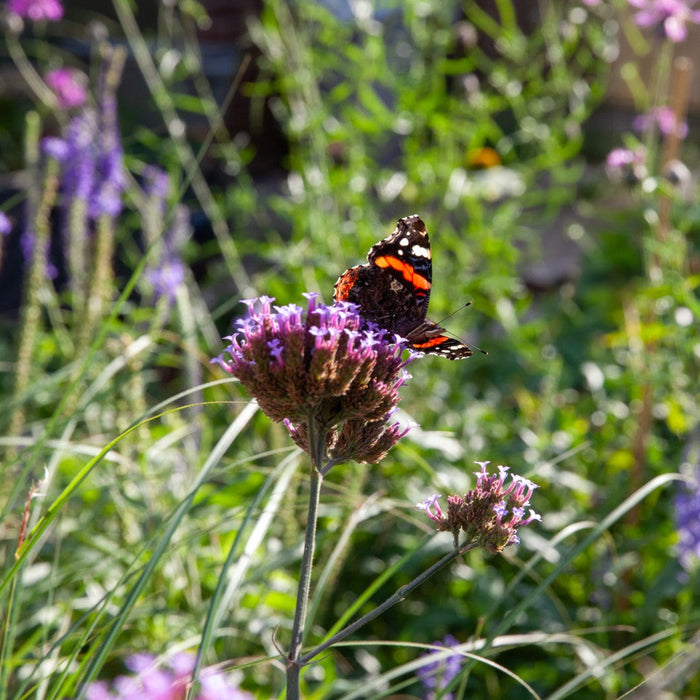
[418,461,541,552]
[212,294,412,464]
[628,0,700,42]
[416,635,462,700]
[85,652,253,700]
[675,463,700,572]
[45,67,88,109]
[7,0,64,21]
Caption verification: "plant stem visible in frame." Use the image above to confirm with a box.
[656,56,692,253]
[286,417,326,699]
[299,541,476,666]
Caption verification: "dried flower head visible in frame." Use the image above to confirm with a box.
[418,461,541,552]
[212,294,412,465]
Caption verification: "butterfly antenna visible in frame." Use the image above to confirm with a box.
[438,302,488,356]
[436,301,471,326]
[468,341,489,356]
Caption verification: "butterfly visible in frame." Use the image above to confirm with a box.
[333,215,473,359]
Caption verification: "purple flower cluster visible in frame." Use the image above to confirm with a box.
[86,652,252,700]
[416,635,463,700]
[7,0,63,22]
[675,464,700,572]
[45,67,88,110]
[91,58,125,219]
[628,0,700,42]
[42,123,124,218]
[418,461,541,552]
[142,167,189,303]
[32,51,125,276]
[633,106,688,139]
[213,294,412,464]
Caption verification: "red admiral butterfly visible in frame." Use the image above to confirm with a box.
[334,215,473,360]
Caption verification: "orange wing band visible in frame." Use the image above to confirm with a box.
[411,337,448,349]
[374,255,430,291]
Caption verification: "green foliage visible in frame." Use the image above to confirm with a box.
[0,0,698,698]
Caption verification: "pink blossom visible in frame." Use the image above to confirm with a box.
[606,147,646,170]
[628,0,700,42]
[45,68,88,110]
[6,0,64,22]
[634,106,688,138]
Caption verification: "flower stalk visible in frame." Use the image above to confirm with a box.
[8,112,61,448]
[285,446,323,699]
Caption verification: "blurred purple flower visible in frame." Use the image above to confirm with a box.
[675,464,700,572]
[416,635,462,700]
[20,230,57,280]
[88,56,125,219]
[418,461,541,552]
[628,0,700,42]
[213,294,412,464]
[0,212,11,236]
[41,136,70,162]
[143,191,191,303]
[45,68,88,110]
[85,652,253,700]
[606,146,648,183]
[143,165,171,201]
[146,256,186,302]
[7,0,64,21]
[63,110,98,203]
[634,106,688,138]
[46,64,124,223]
[606,146,646,170]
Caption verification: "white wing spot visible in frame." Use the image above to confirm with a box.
[411,244,431,259]
[399,237,410,246]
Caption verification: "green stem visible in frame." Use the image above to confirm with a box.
[5,31,59,110]
[299,540,476,666]
[286,417,326,699]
